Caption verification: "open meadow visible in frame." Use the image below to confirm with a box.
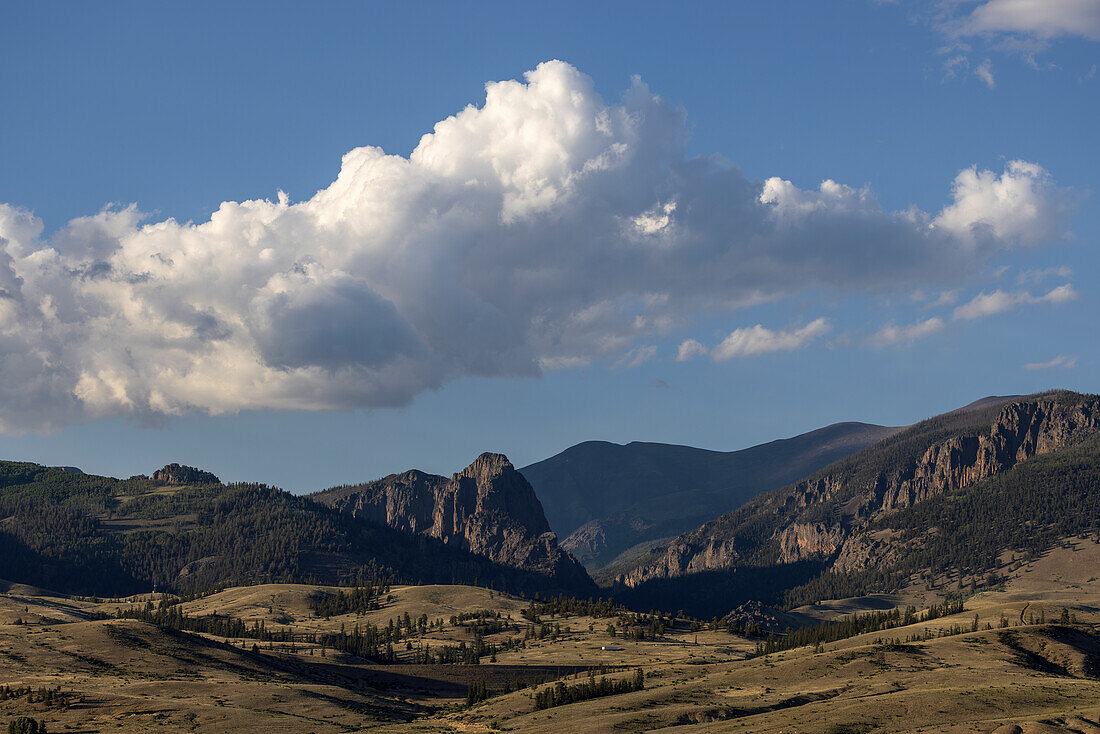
[1,538,1099,732]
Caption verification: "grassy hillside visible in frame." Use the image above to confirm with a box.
[5,540,1099,732]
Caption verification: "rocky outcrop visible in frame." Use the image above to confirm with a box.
[153,464,220,486]
[612,525,745,586]
[831,529,909,574]
[777,523,846,564]
[561,519,614,566]
[313,453,595,596]
[723,600,807,635]
[616,393,1100,587]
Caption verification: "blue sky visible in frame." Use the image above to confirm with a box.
[0,1,1097,491]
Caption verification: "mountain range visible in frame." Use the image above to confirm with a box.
[1,390,1097,624]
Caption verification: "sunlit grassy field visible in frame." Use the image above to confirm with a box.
[1,539,1099,732]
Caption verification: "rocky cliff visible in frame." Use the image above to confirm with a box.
[312,453,595,596]
[615,393,1100,589]
[153,463,221,486]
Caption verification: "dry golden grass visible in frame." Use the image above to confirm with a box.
[0,616,423,732]
[383,539,1100,734]
[1,539,1099,732]
[177,583,529,630]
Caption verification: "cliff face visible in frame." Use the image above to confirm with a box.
[153,464,221,486]
[616,394,1100,588]
[313,453,595,595]
[878,400,1099,512]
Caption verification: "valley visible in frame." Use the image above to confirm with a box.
[1,391,1099,732]
[5,12,1095,732]
[1,538,1099,732]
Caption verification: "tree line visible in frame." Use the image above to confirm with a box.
[533,670,645,710]
[113,603,522,665]
[753,598,966,656]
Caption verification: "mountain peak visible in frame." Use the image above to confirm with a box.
[314,454,594,596]
[456,452,515,483]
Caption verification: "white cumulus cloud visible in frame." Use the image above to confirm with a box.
[965,0,1100,42]
[0,61,1077,431]
[675,339,708,362]
[953,284,1077,319]
[870,317,945,345]
[933,160,1070,246]
[711,319,831,361]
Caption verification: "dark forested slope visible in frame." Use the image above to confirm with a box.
[0,461,594,598]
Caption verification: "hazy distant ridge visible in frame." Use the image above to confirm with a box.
[520,421,899,570]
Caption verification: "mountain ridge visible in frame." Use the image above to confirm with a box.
[1,390,1095,621]
[610,390,1100,616]
[520,420,901,570]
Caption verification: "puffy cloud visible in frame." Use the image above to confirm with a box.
[870,317,945,346]
[711,319,830,361]
[0,61,1077,431]
[675,339,708,362]
[953,284,1077,319]
[1042,283,1079,303]
[953,291,1019,320]
[1023,354,1078,370]
[935,1,1099,86]
[933,161,1070,247]
[965,0,1100,42]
